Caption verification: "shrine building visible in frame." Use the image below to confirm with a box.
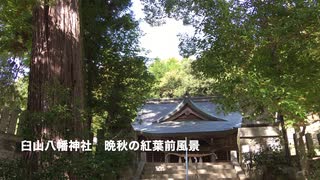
[132,96,247,163]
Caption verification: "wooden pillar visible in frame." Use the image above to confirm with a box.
[230,150,238,162]
[141,152,146,162]
[237,128,242,164]
[293,133,299,158]
[306,133,315,156]
[164,153,170,163]
[227,151,230,161]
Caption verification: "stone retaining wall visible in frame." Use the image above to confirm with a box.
[0,132,21,159]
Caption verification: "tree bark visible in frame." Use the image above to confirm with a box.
[294,125,309,179]
[278,114,291,164]
[26,0,85,175]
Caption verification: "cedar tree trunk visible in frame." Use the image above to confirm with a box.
[26,0,85,176]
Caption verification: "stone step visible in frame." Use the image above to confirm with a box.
[145,163,234,169]
[141,173,238,179]
[143,168,237,175]
[141,178,237,180]
[147,162,233,166]
[141,162,240,180]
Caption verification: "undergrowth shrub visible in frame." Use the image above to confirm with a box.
[0,151,134,180]
[309,159,320,180]
[244,145,298,180]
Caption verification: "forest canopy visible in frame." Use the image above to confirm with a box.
[141,0,320,178]
[148,57,216,98]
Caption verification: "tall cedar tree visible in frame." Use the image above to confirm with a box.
[26,0,86,175]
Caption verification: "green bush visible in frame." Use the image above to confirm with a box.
[244,146,298,180]
[0,151,135,180]
[0,159,26,179]
[309,159,320,180]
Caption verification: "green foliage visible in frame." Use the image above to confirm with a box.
[33,152,134,180]
[309,159,320,180]
[244,146,298,180]
[0,54,27,134]
[19,82,74,139]
[148,58,216,98]
[81,0,154,137]
[0,159,27,179]
[0,0,33,55]
[142,0,320,123]
[0,56,21,107]
[1,0,152,178]
[0,0,31,134]
[0,152,135,180]
[149,58,181,80]
[93,55,154,136]
[142,2,319,176]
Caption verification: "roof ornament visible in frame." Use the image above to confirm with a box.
[154,93,227,123]
[184,91,190,99]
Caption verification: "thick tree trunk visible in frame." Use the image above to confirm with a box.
[26,0,85,175]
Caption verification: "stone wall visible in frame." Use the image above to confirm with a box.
[0,132,21,159]
[286,120,320,156]
[238,121,320,170]
[0,106,20,134]
[239,126,281,150]
[238,126,281,164]
[0,106,21,159]
[305,120,320,155]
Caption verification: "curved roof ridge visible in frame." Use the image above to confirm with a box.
[145,96,222,104]
[155,96,227,123]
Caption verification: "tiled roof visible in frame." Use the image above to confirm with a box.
[132,97,242,135]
